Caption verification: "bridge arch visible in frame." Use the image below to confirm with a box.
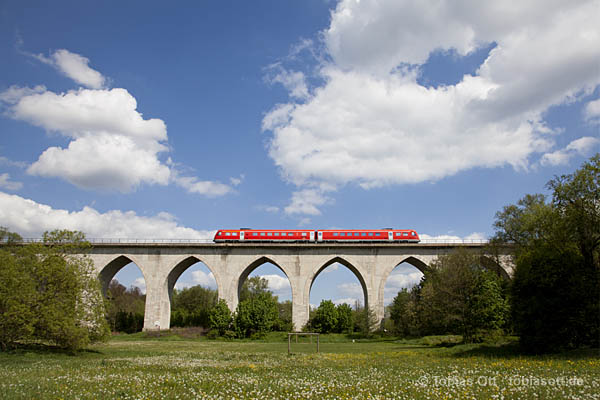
[166,256,221,303]
[234,256,294,303]
[306,256,368,311]
[98,254,147,297]
[479,255,511,281]
[377,255,430,314]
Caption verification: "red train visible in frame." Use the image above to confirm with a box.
[214,229,420,243]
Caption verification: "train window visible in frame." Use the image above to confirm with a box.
[361,232,366,236]
[267,232,272,236]
[403,232,408,236]
[253,233,258,236]
[340,233,345,236]
[232,232,237,236]
[302,232,307,236]
[368,232,373,236]
[333,232,338,236]
[225,232,231,236]
[375,232,380,236]
[260,232,265,236]
[354,232,359,236]
[411,232,416,236]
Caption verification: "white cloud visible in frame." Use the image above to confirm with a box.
[173,174,233,197]
[259,274,291,293]
[419,232,487,242]
[0,173,22,191]
[584,98,600,124]
[267,66,310,100]
[332,297,358,306]
[264,0,600,215]
[0,191,214,239]
[338,282,363,298]
[190,270,217,289]
[35,49,106,89]
[132,277,146,294]
[540,137,600,166]
[284,188,331,216]
[1,49,234,197]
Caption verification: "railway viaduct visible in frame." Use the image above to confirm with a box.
[88,242,514,331]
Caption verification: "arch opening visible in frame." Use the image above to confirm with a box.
[99,256,146,333]
[236,257,293,332]
[167,257,218,329]
[383,259,426,306]
[310,257,367,311]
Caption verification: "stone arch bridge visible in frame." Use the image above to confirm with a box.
[88,242,514,331]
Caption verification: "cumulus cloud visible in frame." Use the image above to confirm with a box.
[1,49,235,196]
[264,0,600,215]
[419,232,487,242]
[0,173,22,191]
[2,87,171,192]
[384,264,424,304]
[266,65,310,100]
[176,269,217,290]
[284,188,332,215]
[173,174,233,197]
[584,98,600,124]
[338,282,363,298]
[540,137,600,166]
[0,191,214,239]
[34,49,106,89]
[260,274,291,294]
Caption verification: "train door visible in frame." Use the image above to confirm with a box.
[310,231,315,241]
[388,231,393,241]
[240,231,245,241]
[317,231,323,242]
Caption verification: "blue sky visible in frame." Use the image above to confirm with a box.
[1,1,598,307]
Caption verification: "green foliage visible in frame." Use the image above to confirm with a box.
[234,293,279,338]
[335,303,354,333]
[239,276,271,302]
[388,287,420,337]
[208,299,233,335]
[494,154,600,352]
[170,285,218,328]
[0,228,110,351]
[310,300,338,333]
[419,249,509,342]
[105,279,145,333]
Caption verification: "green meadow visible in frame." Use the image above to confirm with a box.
[0,334,598,400]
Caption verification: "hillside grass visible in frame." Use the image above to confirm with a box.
[0,334,598,399]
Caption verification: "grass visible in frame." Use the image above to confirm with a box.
[0,334,598,399]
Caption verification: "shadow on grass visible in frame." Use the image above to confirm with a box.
[2,342,103,356]
[450,341,599,359]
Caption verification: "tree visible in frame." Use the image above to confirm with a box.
[0,228,110,351]
[311,300,338,333]
[335,303,354,333]
[170,285,217,328]
[494,154,600,352]
[0,231,36,350]
[233,293,279,338]
[389,287,420,337]
[208,299,233,335]
[418,249,509,342]
[105,279,146,333]
[239,276,270,302]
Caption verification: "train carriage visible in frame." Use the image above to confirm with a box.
[316,229,419,242]
[214,229,419,243]
[214,229,315,242]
